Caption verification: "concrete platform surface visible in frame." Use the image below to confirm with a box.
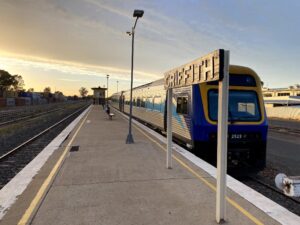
[1,105,281,225]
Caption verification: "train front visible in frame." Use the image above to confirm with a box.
[192,65,268,171]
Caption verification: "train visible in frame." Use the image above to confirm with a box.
[111,65,268,171]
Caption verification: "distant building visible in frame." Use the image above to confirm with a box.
[262,84,300,97]
[91,86,107,105]
[262,84,300,107]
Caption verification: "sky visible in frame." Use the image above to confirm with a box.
[0,0,299,96]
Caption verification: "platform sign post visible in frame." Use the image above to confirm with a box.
[166,88,173,169]
[164,49,229,223]
[216,50,229,223]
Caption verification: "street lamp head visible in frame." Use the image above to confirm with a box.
[107,74,109,78]
[133,9,144,18]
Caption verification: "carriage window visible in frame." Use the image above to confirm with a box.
[153,97,162,111]
[137,97,141,107]
[141,98,146,108]
[176,97,188,114]
[146,97,152,109]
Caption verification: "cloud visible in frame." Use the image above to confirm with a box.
[0,52,161,83]
[58,78,82,82]
[1,0,299,90]
[84,0,131,19]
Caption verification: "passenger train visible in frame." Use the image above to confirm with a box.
[111,65,268,171]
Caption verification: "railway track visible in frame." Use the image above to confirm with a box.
[0,104,90,189]
[0,102,75,123]
[0,108,63,127]
[242,175,300,216]
[269,126,300,135]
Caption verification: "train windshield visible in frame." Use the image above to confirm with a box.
[208,90,261,122]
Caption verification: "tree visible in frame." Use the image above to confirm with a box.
[12,75,25,91]
[54,91,64,98]
[43,87,51,93]
[79,87,88,98]
[54,91,64,101]
[0,70,14,90]
[0,70,25,96]
[54,91,63,95]
[27,88,34,92]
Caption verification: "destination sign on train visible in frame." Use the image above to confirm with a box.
[164,49,224,89]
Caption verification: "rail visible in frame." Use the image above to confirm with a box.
[0,108,63,127]
[0,104,89,161]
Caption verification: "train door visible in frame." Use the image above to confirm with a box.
[171,86,193,143]
[121,94,125,112]
[119,95,122,111]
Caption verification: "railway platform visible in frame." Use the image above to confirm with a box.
[0,105,288,225]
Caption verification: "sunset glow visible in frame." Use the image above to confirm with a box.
[0,0,299,95]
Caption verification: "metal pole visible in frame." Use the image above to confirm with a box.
[106,75,109,104]
[167,88,173,168]
[216,50,230,223]
[126,27,135,144]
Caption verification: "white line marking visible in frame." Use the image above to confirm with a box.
[0,105,91,220]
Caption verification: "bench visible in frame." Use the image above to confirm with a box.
[108,113,115,120]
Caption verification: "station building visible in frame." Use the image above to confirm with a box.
[91,86,107,105]
[262,84,300,97]
[262,84,300,107]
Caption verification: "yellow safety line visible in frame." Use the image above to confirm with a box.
[17,107,91,225]
[132,124,264,225]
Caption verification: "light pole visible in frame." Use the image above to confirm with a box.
[117,80,119,93]
[106,74,109,104]
[126,9,144,144]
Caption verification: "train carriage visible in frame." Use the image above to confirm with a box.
[111,65,268,171]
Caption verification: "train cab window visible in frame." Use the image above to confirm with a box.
[238,103,256,115]
[176,97,188,114]
[153,97,162,111]
[208,90,261,121]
